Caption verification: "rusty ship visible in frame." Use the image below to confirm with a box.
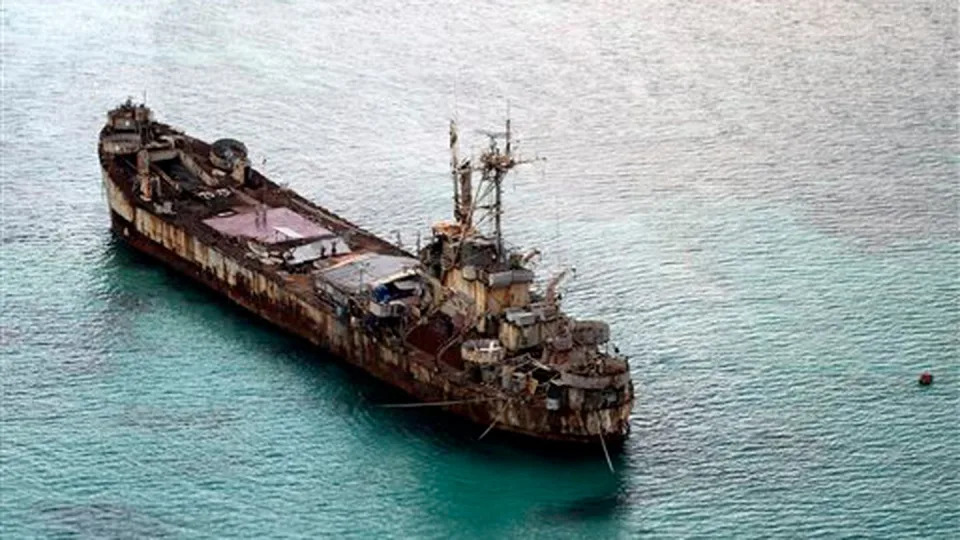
[98,100,634,447]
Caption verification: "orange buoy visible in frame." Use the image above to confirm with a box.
[918,372,933,386]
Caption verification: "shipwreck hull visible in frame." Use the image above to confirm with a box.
[103,169,631,446]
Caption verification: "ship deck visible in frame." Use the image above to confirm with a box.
[106,128,492,390]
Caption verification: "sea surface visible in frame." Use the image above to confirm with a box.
[2,1,958,537]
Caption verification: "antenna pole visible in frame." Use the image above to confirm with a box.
[464,111,531,262]
[494,169,503,260]
[505,105,512,155]
[496,115,512,261]
[450,120,460,221]
[459,162,473,229]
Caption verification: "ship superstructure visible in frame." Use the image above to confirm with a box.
[98,100,634,446]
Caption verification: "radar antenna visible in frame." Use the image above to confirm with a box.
[474,115,525,261]
[449,110,541,263]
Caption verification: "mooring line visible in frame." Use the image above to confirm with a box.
[578,410,615,474]
[377,397,500,409]
[478,400,510,441]
[599,430,614,474]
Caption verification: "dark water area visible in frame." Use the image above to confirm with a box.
[2,1,957,537]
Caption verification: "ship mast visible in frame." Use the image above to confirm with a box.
[449,113,531,264]
[494,117,510,259]
[450,120,460,222]
[449,120,474,229]
[481,117,516,262]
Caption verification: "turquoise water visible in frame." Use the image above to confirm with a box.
[2,1,958,537]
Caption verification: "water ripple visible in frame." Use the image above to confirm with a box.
[3,0,958,537]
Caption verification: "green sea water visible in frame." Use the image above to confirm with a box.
[2,0,958,537]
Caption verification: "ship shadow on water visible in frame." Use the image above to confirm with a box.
[535,491,628,523]
[36,502,178,539]
[105,237,633,467]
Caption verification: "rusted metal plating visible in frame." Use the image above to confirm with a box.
[99,102,634,446]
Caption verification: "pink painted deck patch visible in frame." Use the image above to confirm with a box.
[203,206,331,244]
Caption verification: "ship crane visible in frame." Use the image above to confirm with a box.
[545,267,575,306]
